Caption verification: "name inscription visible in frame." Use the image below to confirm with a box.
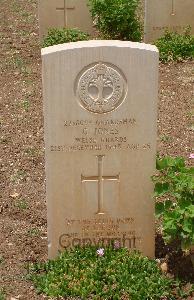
[50,117,151,153]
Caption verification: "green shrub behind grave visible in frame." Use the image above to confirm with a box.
[88,0,143,41]
[155,27,194,62]
[42,28,90,48]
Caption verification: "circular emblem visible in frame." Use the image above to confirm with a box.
[75,62,127,114]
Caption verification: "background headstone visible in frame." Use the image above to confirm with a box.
[42,40,159,259]
[144,0,194,42]
[38,0,94,38]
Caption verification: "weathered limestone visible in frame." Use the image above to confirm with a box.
[144,0,194,42]
[41,40,159,259]
[38,0,94,38]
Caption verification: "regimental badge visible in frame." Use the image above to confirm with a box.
[75,62,127,114]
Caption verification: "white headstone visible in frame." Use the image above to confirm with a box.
[42,40,159,259]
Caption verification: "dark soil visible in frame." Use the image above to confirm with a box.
[0,0,193,299]
[155,235,194,281]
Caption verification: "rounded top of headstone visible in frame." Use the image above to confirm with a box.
[41,40,159,56]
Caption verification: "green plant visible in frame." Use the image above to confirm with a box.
[155,27,194,62]
[42,28,90,48]
[10,55,31,75]
[11,1,21,13]
[27,228,40,237]
[153,156,194,250]
[10,169,26,183]
[88,0,143,41]
[22,98,30,111]
[15,199,28,210]
[12,56,24,69]
[24,147,38,157]
[0,289,5,300]
[160,134,172,143]
[29,246,176,299]
[0,256,4,265]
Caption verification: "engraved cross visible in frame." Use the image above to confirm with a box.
[56,1,65,13]
[171,0,175,16]
[81,155,120,215]
[56,1,75,19]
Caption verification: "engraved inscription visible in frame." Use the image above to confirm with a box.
[50,143,151,152]
[49,116,152,153]
[64,118,136,127]
[81,155,120,215]
[58,217,142,250]
[75,62,127,114]
[153,25,182,31]
[50,116,152,153]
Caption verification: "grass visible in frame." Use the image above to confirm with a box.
[160,135,172,143]
[15,199,28,210]
[8,56,32,76]
[11,1,21,13]
[24,147,38,157]
[0,290,5,300]
[0,256,4,265]
[27,228,40,237]
[12,56,24,69]
[10,170,27,183]
[22,98,30,111]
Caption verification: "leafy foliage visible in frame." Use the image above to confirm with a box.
[155,27,194,62]
[29,247,174,299]
[0,290,5,300]
[88,0,143,41]
[42,28,90,48]
[153,156,194,250]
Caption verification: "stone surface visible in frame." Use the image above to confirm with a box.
[144,0,194,42]
[41,40,159,259]
[38,0,94,38]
